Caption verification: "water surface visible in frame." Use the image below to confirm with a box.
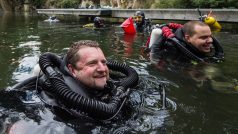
[0,12,238,134]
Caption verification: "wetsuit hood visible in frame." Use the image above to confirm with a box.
[134,11,145,27]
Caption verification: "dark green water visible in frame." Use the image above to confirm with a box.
[0,12,238,134]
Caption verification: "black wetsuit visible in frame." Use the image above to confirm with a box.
[136,19,152,34]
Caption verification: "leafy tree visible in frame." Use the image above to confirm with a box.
[30,0,46,8]
[150,0,238,8]
[57,0,80,8]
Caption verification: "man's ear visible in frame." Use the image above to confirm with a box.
[184,34,190,43]
[68,64,77,77]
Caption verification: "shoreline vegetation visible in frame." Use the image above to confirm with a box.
[0,0,237,12]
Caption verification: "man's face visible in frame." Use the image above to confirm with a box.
[133,15,143,25]
[69,47,109,90]
[185,25,213,53]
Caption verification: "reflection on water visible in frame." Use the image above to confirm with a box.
[0,13,238,133]
[13,37,41,82]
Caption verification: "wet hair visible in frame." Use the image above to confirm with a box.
[66,40,100,68]
[182,20,209,36]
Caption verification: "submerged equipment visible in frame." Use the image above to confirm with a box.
[12,52,139,120]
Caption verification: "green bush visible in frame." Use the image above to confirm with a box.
[58,0,80,8]
[150,0,238,8]
[26,0,238,9]
[30,0,46,8]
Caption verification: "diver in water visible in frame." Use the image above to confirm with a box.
[93,17,105,28]
[50,16,57,20]
[133,11,152,33]
[120,11,151,34]
[34,40,138,120]
[7,40,139,133]
[83,17,105,28]
[148,20,224,64]
[147,21,237,94]
[44,16,59,22]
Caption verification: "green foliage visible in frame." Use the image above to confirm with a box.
[152,0,197,8]
[30,0,46,8]
[143,1,155,8]
[187,0,238,8]
[175,0,194,8]
[6,0,238,10]
[57,0,80,8]
[191,0,208,8]
[157,0,177,8]
[150,0,238,8]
